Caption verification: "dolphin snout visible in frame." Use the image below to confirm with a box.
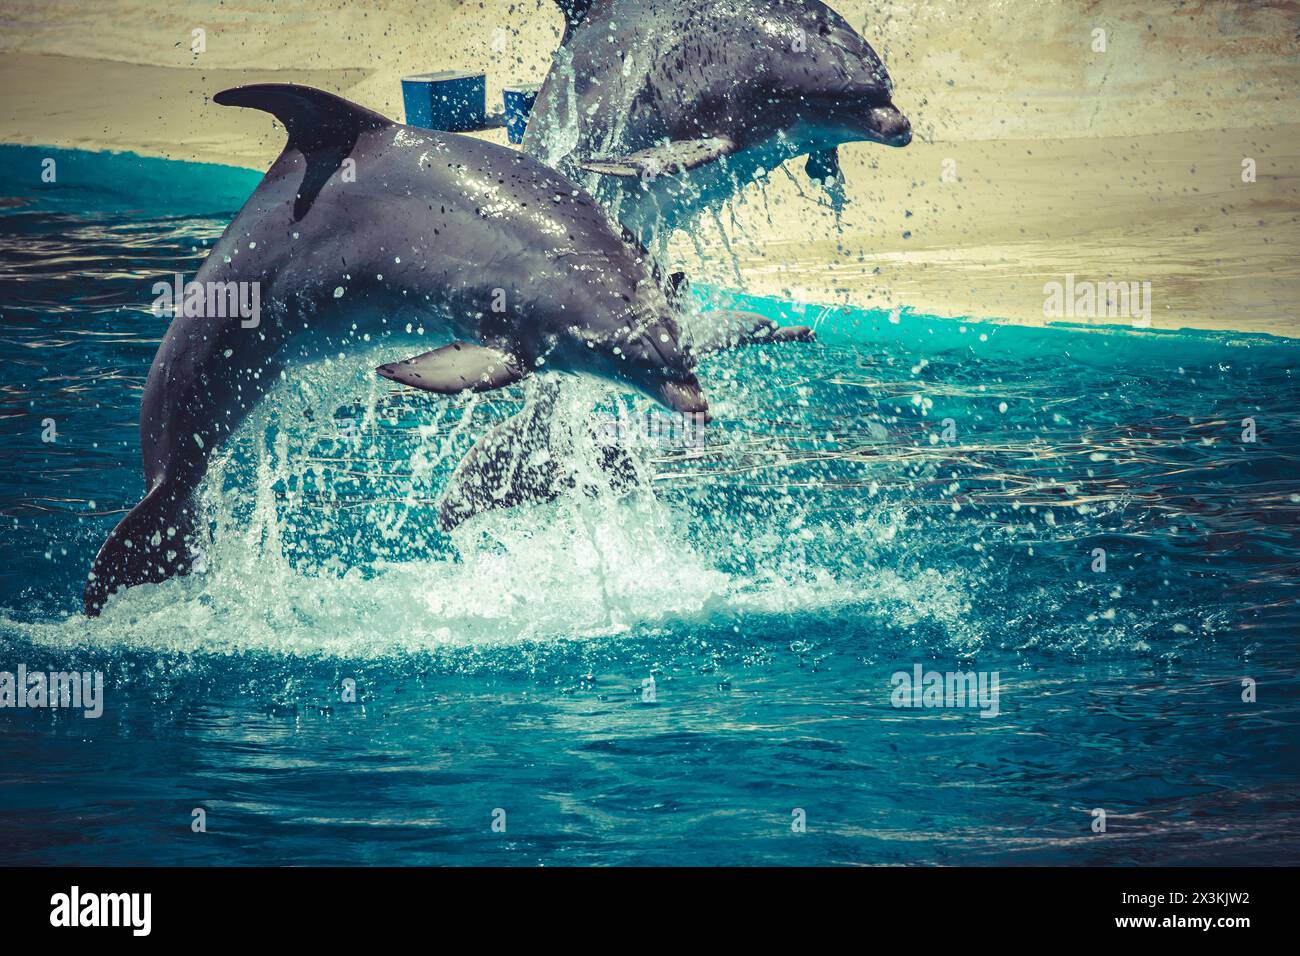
[869,105,911,147]
[656,375,711,423]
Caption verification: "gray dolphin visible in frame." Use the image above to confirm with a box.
[84,83,710,615]
[524,0,911,242]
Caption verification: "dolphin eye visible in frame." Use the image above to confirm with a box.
[865,85,893,107]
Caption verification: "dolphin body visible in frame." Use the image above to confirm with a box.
[523,0,912,244]
[84,83,711,616]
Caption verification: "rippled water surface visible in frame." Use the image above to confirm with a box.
[1,147,1298,865]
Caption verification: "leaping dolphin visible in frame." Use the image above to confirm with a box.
[84,83,711,615]
[524,0,911,243]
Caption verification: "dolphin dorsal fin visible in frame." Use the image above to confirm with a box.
[213,84,392,153]
[214,84,393,221]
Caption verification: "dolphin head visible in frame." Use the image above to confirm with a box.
[550,268,710,420]
[765,0,911,148]
[590,291,711,420]
[471,156,710,420]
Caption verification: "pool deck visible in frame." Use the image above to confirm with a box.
[1,0,1297,337]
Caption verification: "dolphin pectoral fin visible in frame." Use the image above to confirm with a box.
[376,342,525,395]
[581,137,736,178]
[805,147,842,183]
[806,148,847,214]
[685,310,816,355]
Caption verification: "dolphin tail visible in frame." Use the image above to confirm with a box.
[683,310,815,356]
[438,379,640,532]
[438,380,564,531]
[84,476,199,617]
[661,274,814,353]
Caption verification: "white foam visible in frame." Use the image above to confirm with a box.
[5,496,957,658]
[1,352,980,660]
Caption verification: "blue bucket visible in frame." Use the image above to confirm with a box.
[401,71,486,132]
[503,84,541,145]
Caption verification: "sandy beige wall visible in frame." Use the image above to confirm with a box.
[1,1,1297,334]
[2,1,1297,140]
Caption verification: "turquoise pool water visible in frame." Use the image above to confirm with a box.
[1,145,1297,865]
